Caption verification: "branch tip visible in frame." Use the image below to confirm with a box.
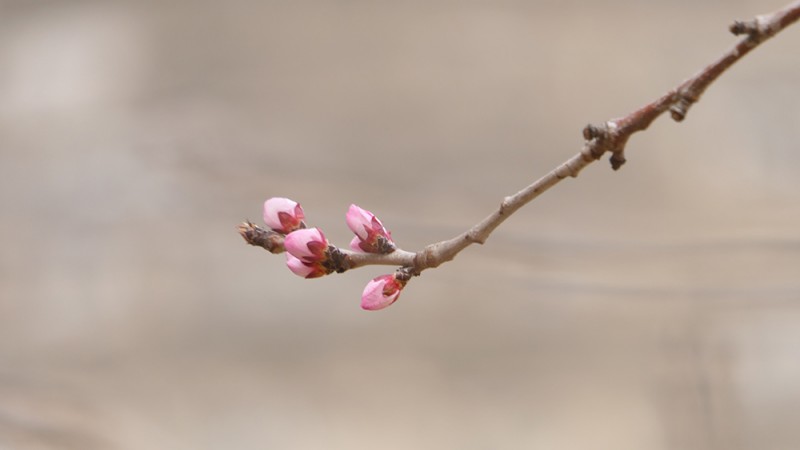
[238,221,286,254]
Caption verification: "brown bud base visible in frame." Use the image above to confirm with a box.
[238,222,285,253]
[323,246,351,274]
[395,267,417,282]
[375,236,397,254]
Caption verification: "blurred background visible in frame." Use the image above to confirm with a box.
[1,0,799,449]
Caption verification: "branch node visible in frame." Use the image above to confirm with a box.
[467,231,486,245]
[499,196,512,214]
[669,95,694,122]
[414,246,436,270]
[609,151,627,170]
[583,122,627,170]
[730,19,757,36]
[582,123,606,141]
[730,15,778,43]
[582,123,613,160]
[324,246,351,273]
[396,266,418,281]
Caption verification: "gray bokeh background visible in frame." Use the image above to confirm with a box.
[1,1,799,449]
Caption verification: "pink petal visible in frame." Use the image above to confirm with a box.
[346,204,395,254]
[286,254,315,278]
[361,275,403,311]
[263,197,304,233]
[284,228,328,261]
[346,204,373,240]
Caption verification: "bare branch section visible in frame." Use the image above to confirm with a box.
[238,221,284,253]
[242,1,800,277]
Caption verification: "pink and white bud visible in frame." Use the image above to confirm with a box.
[284,228,331,278]
[346,204,375,241]
[284,228,329,263]
[286,253,328,279]
[263,197,305,233]
[346,204,395,254]
[361,274,406,311]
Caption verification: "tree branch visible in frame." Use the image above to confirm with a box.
[241,1,800,280]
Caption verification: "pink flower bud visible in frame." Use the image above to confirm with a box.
[286,253,329,279]
[361,274,406,311]
[263,197,305,233]
[284,228,329,263]
[346,204,395,254]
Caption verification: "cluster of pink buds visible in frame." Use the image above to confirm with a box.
[261,198,332,279]
[257,197,409,310]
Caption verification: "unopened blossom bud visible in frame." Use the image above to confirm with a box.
[284,228,329,262]
[361,274,406,311]
[286,253,329,279]
[283,228,331,278]
[263,197,305,233]
[346,204,395,254]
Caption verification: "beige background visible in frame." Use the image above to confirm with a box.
[1,1,799,449]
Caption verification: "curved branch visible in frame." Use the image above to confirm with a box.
[241,1,800,278]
